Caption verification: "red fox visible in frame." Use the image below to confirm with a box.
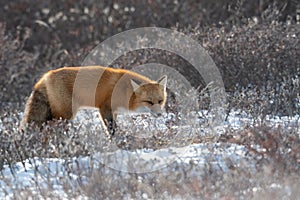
[21,66,167,133]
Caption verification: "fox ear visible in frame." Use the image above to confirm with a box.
[157,75,167,88]
[130,79,140,91]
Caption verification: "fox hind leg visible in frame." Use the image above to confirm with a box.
[20,89,52,129]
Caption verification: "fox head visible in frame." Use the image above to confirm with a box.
[130,75,167,115]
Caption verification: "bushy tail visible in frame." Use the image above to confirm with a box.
[20,88,52,129]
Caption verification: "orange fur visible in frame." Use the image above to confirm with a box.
[21,66,167,132]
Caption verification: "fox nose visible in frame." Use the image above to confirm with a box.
[151,104,163,116]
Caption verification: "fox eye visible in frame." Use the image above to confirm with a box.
[144,100,154,105]
[158,100,163,104]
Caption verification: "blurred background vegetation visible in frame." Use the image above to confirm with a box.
[0,0,299,115]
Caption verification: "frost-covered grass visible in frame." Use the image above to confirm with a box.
[0,108,300,199]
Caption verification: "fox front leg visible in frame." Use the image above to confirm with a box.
[99,107,116,136]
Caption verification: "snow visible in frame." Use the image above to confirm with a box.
[95,142,253,173]
[0,143,252,199]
